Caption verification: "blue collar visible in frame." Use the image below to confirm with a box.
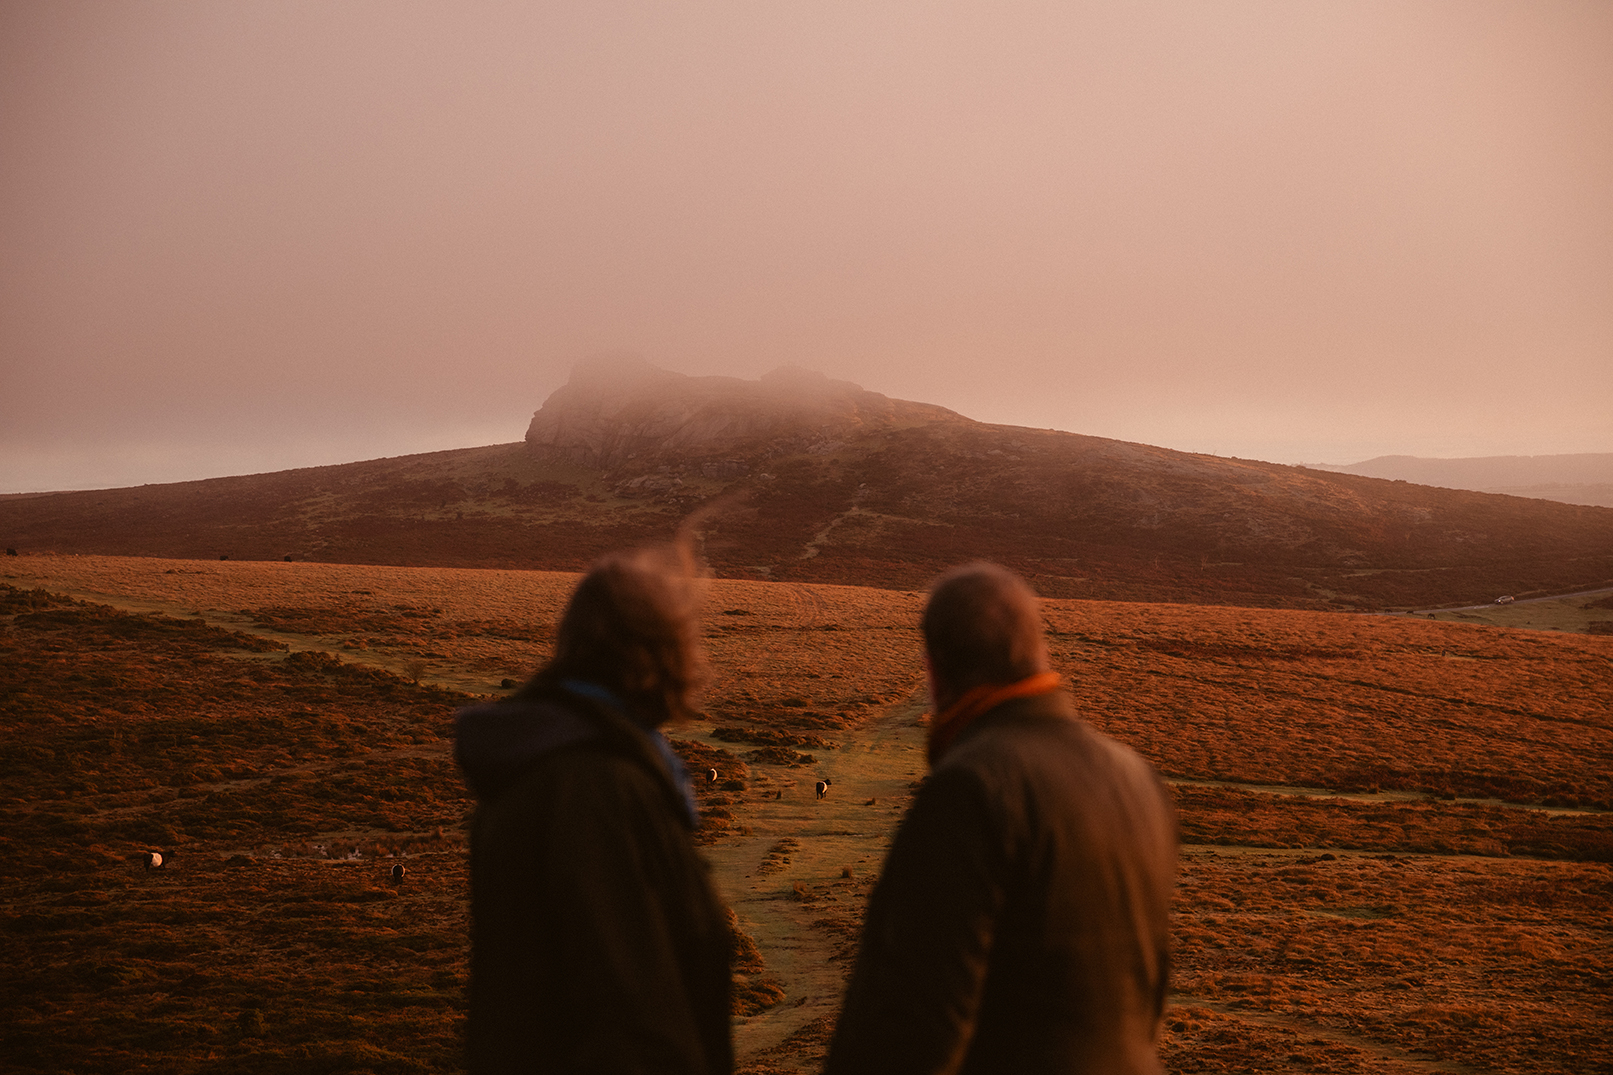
[560,680,699,826]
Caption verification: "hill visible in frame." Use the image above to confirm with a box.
[4,358,1613,610]
[1310,453,1613,508]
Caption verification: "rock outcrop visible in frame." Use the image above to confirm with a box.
[524,356,959,468]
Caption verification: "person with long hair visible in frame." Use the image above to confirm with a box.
[454,546,732,1074]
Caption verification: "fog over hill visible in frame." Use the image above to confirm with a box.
[1309,454,1613,508]
[525,356,959,468]
[4,361,1612,611]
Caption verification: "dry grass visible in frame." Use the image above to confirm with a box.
[3,555,1610,1074]
[1048,600,1613,808]
[0,583,470,1074]
[1164,852,1611,1075]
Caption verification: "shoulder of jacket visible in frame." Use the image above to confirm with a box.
[497,737,670,811]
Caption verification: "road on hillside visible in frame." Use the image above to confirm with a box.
[1407,585,1613,616]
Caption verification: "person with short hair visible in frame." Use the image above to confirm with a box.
[826,562,1177,1075]
[455,546,732,1074]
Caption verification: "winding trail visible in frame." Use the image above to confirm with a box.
[4,584,499,695]
[672,691,929,1059]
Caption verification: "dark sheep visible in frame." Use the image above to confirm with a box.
[815,779,830,800]
[706,768,719,785]
[391,864,407,884]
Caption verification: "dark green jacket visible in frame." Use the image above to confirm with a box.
[826,691,1177,1075]
[456,689,732,1074]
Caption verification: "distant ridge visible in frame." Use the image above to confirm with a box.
[1307,454,1613,508]
[4,362,1613,611]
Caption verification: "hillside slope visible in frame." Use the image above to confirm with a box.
[5,361,1612,610]
[1312,453,1613,508]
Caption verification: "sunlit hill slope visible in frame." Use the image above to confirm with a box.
[4,359,1611,610]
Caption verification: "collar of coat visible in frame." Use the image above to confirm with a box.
[926,671,1063,767]
[560,680,700,827]
[454,681,700,827]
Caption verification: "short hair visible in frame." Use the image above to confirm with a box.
[520,546,706,725]
[922,562,1048,695]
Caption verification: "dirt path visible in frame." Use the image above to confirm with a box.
[1167,776,1609,817]
[1410,585,1613,614]
[673,691,929,1060]
[5,583,501,696]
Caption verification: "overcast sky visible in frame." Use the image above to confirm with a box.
[3,1,1610,493]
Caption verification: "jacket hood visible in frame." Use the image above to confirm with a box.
[453,683,701,826]
[453,698,597,801]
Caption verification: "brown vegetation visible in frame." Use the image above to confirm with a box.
[2,558,1609,1074]
[0,584,470,1073]
[1164,853,1610,1075]
[6,367,1613,613]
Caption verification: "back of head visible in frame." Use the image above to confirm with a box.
[524,545,706,725]
[922,562,1049,701]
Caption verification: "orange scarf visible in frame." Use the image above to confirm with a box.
[925,671,1061,767]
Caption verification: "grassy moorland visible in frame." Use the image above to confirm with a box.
[2,554,1609,1075]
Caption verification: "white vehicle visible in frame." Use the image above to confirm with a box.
[1494,595,1515,604]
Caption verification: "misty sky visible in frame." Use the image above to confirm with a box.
[3,1,1610,493]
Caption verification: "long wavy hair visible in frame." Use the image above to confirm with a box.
[517,544,707,727]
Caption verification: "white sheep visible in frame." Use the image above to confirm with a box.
[144,851,163,870]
